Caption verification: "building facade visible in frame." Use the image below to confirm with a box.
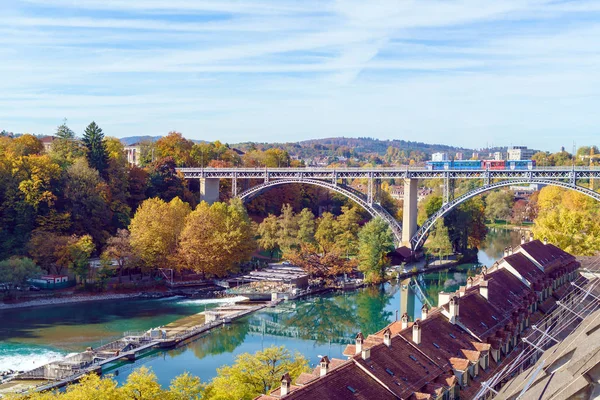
[507,146,535,161]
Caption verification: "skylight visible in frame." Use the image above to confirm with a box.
[433,343,441,349]
[386,368,395,376]
[409,355,418,362]
[491,315,498,321]
[347,386,357,393]
[449,333,457,339]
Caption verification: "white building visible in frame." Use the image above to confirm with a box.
[124,143,142,166]
[493,151,503,160]
[507,146,535,160]
[431,152,448,162]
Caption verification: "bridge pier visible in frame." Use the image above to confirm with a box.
[200,178,220,204]
[402,178,418,247]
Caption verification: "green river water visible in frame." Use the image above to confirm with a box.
[0,228,522,386]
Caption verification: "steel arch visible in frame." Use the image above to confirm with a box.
[411,179,600,251]
[237,178,403,244]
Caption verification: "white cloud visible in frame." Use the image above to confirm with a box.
[1,0,599,151]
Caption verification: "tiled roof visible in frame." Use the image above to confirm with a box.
[352,335,447,398]
[449,357,469,371]
[453,291,507,340]
[484,268,531,316]
[503,252,545,282]
[279,361,398,400]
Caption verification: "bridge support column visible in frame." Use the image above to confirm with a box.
[200,178,220,204]
[402,178,418,247]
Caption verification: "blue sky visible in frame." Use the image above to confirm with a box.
[1,0,600,151]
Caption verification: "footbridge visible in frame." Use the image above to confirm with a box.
[177,167,600,250]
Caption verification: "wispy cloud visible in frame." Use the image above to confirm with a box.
[1,0,599,150]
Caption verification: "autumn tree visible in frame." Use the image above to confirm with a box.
[335,206,361,256]
[203,346,308,400]
[176,199,255,277]
[357,217,395,283]
[11,134,44,156]
[146,157,187,202]
[102,229,135,283]
[129,197,191,269]
[314,212,339,253]
[156,131,193,167]
[427,219,453,261]
[82,121,109,175]
[418,194,443,225]
[284,243,356,279]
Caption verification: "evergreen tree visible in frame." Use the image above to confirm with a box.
[50,119,85,167]
[82,121,109,175]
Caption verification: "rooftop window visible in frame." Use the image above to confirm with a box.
[409,355,418,362]
[433,343,441,349]
[491,315,498,321]
[449,333,457,339]
[481,322,488,328]
[386,368,394,376]
[347,386,357,394]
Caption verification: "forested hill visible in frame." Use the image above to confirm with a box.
[297,137,474,155]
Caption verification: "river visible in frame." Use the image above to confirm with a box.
[0,228,523,386]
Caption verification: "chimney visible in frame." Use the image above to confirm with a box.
[543,237,548,245]
[438,292,451,307]
[521,235,526,245]
[383,328,392,347]
[355,332,364,355]
[529,232,534,242]
[509,246,513,255]
[466,277,474,289]
[480,280,489,300]
[320,356,330,377]
[449,296,460,324]
[361,348,371,361]
[280,373,291,396]
[412,319,422,345]
[458,286,466,297]
[421,303,430,320]
[503,247,509,257]
[401,312,409,329]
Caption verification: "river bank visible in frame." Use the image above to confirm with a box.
[0,293,149,311]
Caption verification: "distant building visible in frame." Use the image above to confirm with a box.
[471,152,480,160]
[431,152,448,162]
[39,136,56,153]
[455,152,464,161]
[507,146,535,160]
[493,151,504,160]
[124,143,142,166]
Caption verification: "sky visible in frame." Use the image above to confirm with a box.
[1,1,599,151]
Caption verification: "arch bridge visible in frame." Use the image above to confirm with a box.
[177,167,600,250]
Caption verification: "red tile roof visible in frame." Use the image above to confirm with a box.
[503,252,545,283]
[279,361,398,400]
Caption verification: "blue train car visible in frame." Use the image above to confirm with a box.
[426,161,452,170]
[507,160,535,170]
[453,160,483,170]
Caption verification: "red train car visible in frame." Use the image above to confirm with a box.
[482,160,506,170]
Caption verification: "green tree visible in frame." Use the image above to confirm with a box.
[427,219,453,261]
[277,204,299,251]
[257,214,280,259]
[335,206,361,256]
[485,190,514,221]
[50,120,85,167]
[296,208,316,244]
[357,217,395,283]
[67,234,95,284]
[82,121,109,175]
[203,346,309,400]
[418,194,443,225]
[0,257,42,294]
[314,212,339,253]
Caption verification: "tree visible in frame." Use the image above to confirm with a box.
[11,134,44,156]
[257,214,279,259]
[155,131,193,167]
[532,187,600,255]
[176,199,255,277]
[102,229,135,283]
[446,197,487,252]
[146,157,186,202]
[357,217,395,283]
[418,195,443,225]
[427,219,453,261]
[0,257,41,294]
[50,120,85,167]
[277,204,299,251]
[62,158,111,246]
[82,121,109,175]
[511,199,528,225]
[296,208,316,244]
[67,234,95,284]
[485,190,514,221]
[284,243,356,279]
[129,197,191,269]
[203,346,308,400]
[314,212,339,253]
[335,206,361,256]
